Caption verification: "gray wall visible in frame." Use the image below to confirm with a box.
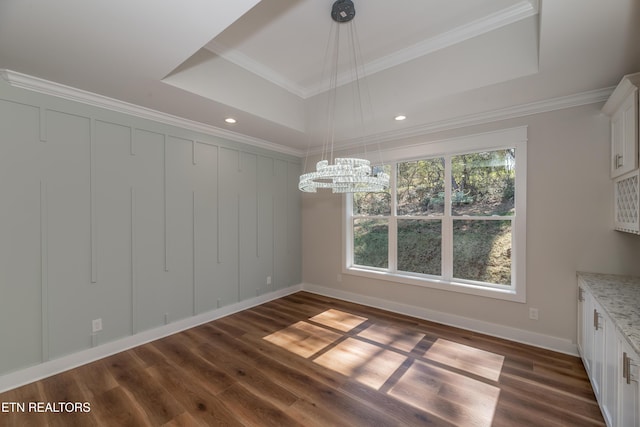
[0,80,301,376]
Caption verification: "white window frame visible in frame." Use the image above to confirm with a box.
[343,127,527,303]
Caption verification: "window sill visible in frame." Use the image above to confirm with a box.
[343,266,526,303]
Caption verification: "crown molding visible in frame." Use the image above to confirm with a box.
[1,69,613,160]
[0,69,304,158]
[602,72,640,116]
[381,86,614,142]
[311,85,614,155]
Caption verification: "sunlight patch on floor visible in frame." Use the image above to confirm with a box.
[263,321,342,358]
[389,359,500,427]
[262,310,504,425]
[357,324,425,352]
[313,338,407,389]
[424,339,504,381]
[309,309,368,332]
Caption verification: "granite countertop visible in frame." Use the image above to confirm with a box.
[578,272,640,355]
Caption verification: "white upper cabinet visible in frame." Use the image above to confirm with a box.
[604,73,640,234]
[604,73,640,179]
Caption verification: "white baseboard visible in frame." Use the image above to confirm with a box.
[301,282,578,356]
[0,284,303,394]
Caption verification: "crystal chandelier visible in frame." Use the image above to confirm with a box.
[298,0,389,193]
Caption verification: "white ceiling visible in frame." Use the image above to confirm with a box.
[1,0,639,156]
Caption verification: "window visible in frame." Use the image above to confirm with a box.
[345,127,526,302]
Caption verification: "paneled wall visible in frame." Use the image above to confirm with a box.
[0,81,301,376]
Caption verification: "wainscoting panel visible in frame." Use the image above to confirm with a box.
[239,151,260,301]
[131,129,169,333]
[0,78,301,379]
[0,99,43,373]
[193,143,219,314]
[94,120,135,344]
[217,147,241,307]
[165,135,198,322]
[257,155,275,296]
[45,110,92,360]
[272,159,302,290]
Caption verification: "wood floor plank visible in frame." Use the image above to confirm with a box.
[340,377,458,427]
[132,343,169,369]
[261,299,325,321]
[492,385,604,427]
[500,362,596,400]
[145,358,244,427]
[285,397,356,427]
[216,383,304,427]
[221,311,278,336]
[245,342,421,427]
[70,359,118,400]
[160,411,207,427]
[0,291,605,426]
[0,382,47,427]
[496,375,603,424]
[89,386,153,427]
[104,351,185,426]
[190,339,300,409]
[38,370,99,427]
[150,335,235,395]
[241,332,349,390]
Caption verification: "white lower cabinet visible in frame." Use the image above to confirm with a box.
[578,285,638,427]
[578,287,593,374]
[602,307,618,427]
[619,337,640,427]
[591,298,605,398]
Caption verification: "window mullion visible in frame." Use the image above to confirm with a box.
[345,194,354,269]
[388,161,397,272]
[442,155,453,280]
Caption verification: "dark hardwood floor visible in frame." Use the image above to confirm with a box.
[0,291,604,426]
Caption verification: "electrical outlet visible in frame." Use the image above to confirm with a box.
[92,318,103,333]
[529,308,539,320]
[266,276,272,285]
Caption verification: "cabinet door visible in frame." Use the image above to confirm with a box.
[602,314,618,427]
[592,302,605,399]
[611,88,638,178]
[619,338,640,427]
[581,289,594,375]
[592,299,617,427]
[577,287,585,356]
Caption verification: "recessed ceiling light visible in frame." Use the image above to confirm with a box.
[224,117,237,124]
[394,115,407,121]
